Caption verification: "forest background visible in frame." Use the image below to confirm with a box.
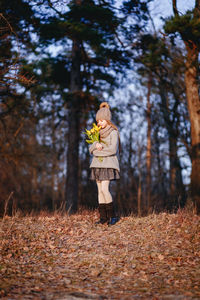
[1,0,200,217]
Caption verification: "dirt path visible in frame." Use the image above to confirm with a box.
[0,210,200,299]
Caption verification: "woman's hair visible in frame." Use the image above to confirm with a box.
[106,120,118,131]
[106,121,121,153]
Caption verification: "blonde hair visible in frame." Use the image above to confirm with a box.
[106,120,118,131]
[106,120,121,153]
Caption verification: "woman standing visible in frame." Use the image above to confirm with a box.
[89,102,120,225]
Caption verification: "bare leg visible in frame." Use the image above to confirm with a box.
[96,181,106,204]
[101,180,112,204]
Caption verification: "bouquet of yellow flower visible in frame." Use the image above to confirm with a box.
[84,123,101,144]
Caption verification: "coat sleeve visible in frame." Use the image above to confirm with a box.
[89,141,98,154]
[93,130,118,157]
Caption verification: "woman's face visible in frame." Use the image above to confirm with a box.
[97,119,108,129]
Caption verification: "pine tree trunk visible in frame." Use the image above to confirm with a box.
[128,130,135,213]
[184,45,200,214]
[65,38,82,214]
[146,75,152,213]
[137,174,142,217]
[66,100,80,213]
[169,136,185,210]
[154,125,167,209]
[158,80,185,210]
[137,147,142,216]
[169,137,177,210]
[51,101,56,211]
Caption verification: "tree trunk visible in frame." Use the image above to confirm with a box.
[169,136,185,210]
[171,0,200,214]
[146,74,152,213]
[137,174,142,217]
[158,80,185,210]
[137,146,142,216]
[51,101,56,211]
[65,37,82,214]
[128,130,135,213]
[184,44,200,214]
[154,125,167,210]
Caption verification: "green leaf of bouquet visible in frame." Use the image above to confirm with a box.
[86,139,93,144]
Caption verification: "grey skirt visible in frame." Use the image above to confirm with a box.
[90,168,120,181]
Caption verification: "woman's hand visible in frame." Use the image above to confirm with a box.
[96,142,103,151]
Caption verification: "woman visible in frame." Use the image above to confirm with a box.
[89,102,120,225]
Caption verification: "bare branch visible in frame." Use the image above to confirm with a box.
[0,13,15,35]
[115,32,126,48]
[147,9,156,35]
[0,14,36,87]
[14,119,25,138]
[47,0,65,18]
[172,0,179,16]
[3,192,14,219]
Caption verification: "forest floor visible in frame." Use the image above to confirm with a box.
[0,209,200,300]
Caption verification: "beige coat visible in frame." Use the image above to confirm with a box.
[89,130,120,171]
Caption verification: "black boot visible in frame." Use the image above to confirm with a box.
[95,204,108,224]
[106,202,119,225]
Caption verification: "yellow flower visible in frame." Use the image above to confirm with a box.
[93,123,101,131]
[83,123,101,144]
[86,129,90,134]
[90,128,95,134]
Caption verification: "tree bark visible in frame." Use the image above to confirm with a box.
[172,0,200,213]
[154,125,167,209]
[184,44,200,214]
[65,38,82,214]
[169,135,185,209]
[146,74,152,213]
[158,80,185,210]
[137,146,142,216]
[51,101,56,211]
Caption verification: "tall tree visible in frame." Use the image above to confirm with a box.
[37,0,141,213]
[136,33,188,210]
[165,0,200,214]
[0,0,39,215]
[66,37,82,213]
